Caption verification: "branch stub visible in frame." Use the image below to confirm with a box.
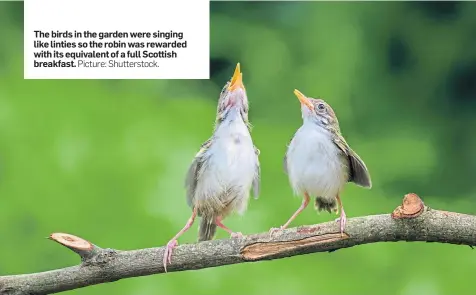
[49,233,93,251]
[391,193,425,219]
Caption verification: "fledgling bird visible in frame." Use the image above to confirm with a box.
[163,63,260,271]
[271,89,371,236]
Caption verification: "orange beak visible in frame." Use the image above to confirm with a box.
[228,63,244,91]
[293,89,314,110]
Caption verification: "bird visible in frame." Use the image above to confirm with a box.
[163,63,260,272]
[270,89,371,236]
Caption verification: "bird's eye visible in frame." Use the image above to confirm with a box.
[317,103,325,110]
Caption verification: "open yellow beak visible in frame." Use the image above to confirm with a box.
[228,63,244,91]
[294,89,314,110]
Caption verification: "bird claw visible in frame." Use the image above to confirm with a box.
[231,232,243,239]
[334,211,347,236]
[163,239,178,273]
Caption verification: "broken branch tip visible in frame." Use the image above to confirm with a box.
[391,193,425,219]
[49,232,93,251]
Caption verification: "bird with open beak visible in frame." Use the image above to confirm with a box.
[163,63,260,271]
[270,89,371,236]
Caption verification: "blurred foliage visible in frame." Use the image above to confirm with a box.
[1,1,476,295]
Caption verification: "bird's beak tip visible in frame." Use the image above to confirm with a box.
[293,89,314,110]
[228,63,244,91]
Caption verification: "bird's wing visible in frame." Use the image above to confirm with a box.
[185,138,212,207]
[252,146,261,199]
[332,133,372,188]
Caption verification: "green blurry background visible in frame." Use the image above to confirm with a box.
[1,1,476,294]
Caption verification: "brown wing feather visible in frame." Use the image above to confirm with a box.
[185,139,212,207]
[332,134,372,188]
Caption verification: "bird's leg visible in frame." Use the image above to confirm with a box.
[215,216,243,238]
[334,194,346,236]
[270,192,310,234]
[163,207,197,272]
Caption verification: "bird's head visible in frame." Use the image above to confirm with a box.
[216,63,249,123]
[293,89,339,131]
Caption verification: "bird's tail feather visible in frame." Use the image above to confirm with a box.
[314,197,338,214]
[198,217,217,242]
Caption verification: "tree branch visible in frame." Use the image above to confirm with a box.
[1,193,475,295]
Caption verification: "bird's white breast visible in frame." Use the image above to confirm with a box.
[195,113,257,214]
[286,123,348,199]
[210,118,256,185]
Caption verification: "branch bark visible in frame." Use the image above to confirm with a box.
[1,193,475,295]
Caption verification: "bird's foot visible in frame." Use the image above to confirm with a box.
[334,211,347,237]
[230,232,243,239]
[163,239,178,273]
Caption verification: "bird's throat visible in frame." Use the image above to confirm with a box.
[303,118,333,136]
